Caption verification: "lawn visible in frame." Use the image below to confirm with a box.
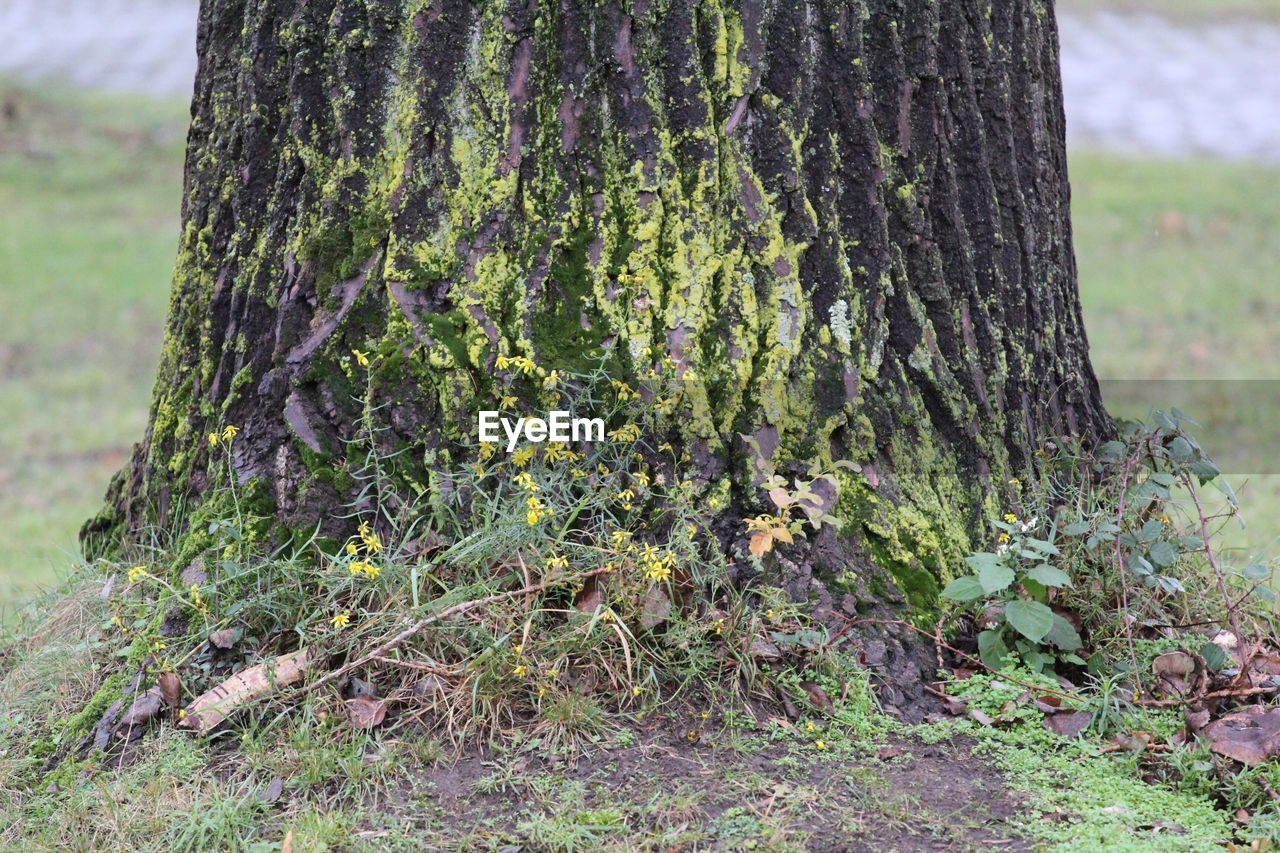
[0,85,186,611]
[1,84,1278,611]
[1060,0,1280,20]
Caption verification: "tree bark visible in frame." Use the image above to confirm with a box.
[84,0,1108,685]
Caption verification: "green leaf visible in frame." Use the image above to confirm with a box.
[978,629,1010,670]
[1200,642,1227,672]
[1003,600,1056,643]
[1149,540,1178,568]
[1149,471,1177,487]
[1027,564,1073,588]
[940,575,986,602]
[1044,614,1082,652]
[1063,521,1092,537]
[1243,563,1271,581]
[977,562,1016,595]
[965,552,1004,572]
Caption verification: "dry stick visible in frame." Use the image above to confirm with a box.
[1114,454,1142,685]
[305,566,612,693]
[1136,683,1280,709]
[1182,470,1244,645]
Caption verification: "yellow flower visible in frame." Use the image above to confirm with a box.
[513,643,523,654]
[1003,513,1018,524]
[526,496,548,525]
[658,442,674,454]
[512,664,528,678]
[345,542,359,556]
[997,532,1011,545]
[331,610,351,630]
[645,561,673,583]
[514,471,538,492]
[151,639,167,653]
[815,739,827,750]
[221,425,240,442]
[570,468,588,479]
[607,423,641,443]
[495,355,511,370]
[361,529,382,554]
[352,349,370,367]
[766,609,775,620]
[545,668,559,678]
[805,721,816,733]
[478,442,497,461]
[1008,478,1021,486]
[633,470,650,488]
[349,560,379,580]
[632,686,642,697]
[512,446,535,468]
[609,530,632,550]
[127,566,149,584]
[542,370,561,390]
[499,394,518,409]
[546,554,569,571]
[207,432,220,447]
[615,488,635,510]
[544,442,569,463]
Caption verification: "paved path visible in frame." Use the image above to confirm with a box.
[0,2,1277,161]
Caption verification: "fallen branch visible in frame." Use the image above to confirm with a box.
[180,648,313,734]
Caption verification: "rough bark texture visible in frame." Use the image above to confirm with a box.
[85,0,1107,692]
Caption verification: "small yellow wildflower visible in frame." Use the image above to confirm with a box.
[633,469,650,488]
[514,643,523,654]
[1008,478,1021,486]
[495,355,511,370]
[514,471,538,492]
[207,432,220,447]
[545,668,559,678]
[352,349,370,367]
[609,530,632,550]
[151,639,166,653]
[349,560,380,580]
[632,686,642,697]
[499,394,518,408]
[331,610,351,630]
[361,529,382,554]
[997,532,1011,545]
[542,370,561,390]
[615,488,635,511]
[658,442,674,454]
[597,463,611,476]
[478,442,497,461]
[805,721,816,733]
[512,664,528,677]
[127,566,149,584]
[526,496,548,525]
[608,423,641,443]
[1003,513,1018,524]
[546,554,569,571]
[345,541,359,556]
[544,442,569,463]
[766,609,775,620]
[512,446,535,468]
[570,468,588,479]
[221,425,240,442]
[815,739,827,750]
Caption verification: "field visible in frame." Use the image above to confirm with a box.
[1,84,1278,611]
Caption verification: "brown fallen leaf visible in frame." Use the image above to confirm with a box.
[209,628,240,650]
[260,776,284,803]
[573,577,604,614]
[750,635,782,661]
[969,708,995,727]
[875,746,905,760]
[1201,705,1280,766]
[181,649,313,733]
[800,681,834,714]
[281,828,293,853]
[638,586,671,631]
[345,695,389,729]
[1044,711,1092,739]
[119,687,165,729]
[158,672,182,717]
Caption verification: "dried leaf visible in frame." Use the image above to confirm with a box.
[1044,711,1092,739]
[209,628,240,650]
[1202,705,1280,766]
[749,531,773,558]
[574,577,604,614]
[800,681,834,714]
[260,776,284,803]
[749,636,782,661]
[345,696,389,730]
[119,687,165,733]
[158,672,182,712]
[638,586,671,630]
[181,649,313,733]
[969,708,995,727]
[875,745,905,760]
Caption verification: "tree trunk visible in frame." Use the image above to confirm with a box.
[83,0,1108,690]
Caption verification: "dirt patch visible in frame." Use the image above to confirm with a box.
[371,717,1031,850]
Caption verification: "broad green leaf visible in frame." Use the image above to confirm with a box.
[1199,642,1227,672]
[1243,563,1271,581]
[964,552,1004,572]
[1027,564,1072,588]
[978,629,1009,670]
[1149,540,1178,568]
[1044,614,1082,651]
[1063,521,1092,537]
[940,575,986,602]
[1004,600,1055,643]
[977,562,1016,595]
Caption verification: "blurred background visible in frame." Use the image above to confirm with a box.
[0,0,1277,613]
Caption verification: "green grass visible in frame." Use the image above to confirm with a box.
[1060,0,1280,21]
[0,84,185,611]
[1072,152,1280,563]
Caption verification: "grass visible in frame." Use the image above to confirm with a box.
[1060,0,1280,21]
[0,84,186,612]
